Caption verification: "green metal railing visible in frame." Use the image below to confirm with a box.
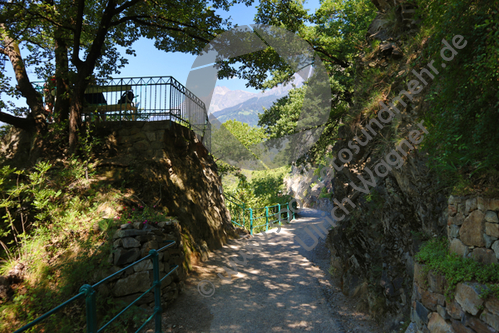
[224,194,297,235]
[14,241,178,333]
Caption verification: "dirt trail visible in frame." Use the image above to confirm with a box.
[160,208,383,333]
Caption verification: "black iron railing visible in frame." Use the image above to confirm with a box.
[34,76,211,150]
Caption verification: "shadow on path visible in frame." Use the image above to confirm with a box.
[161,208,383,333]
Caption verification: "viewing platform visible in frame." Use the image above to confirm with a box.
[35,76,211,149]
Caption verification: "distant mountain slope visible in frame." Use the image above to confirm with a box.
[208,75,304,127]
[211,94,288,126]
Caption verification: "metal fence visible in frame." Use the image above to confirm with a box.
[14,241,178,333]
[224,193,297,235]
[34,76,211,150]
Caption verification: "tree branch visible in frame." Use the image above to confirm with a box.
[312,45,350,68]
[116,16,212,44]
[114,0,142,14]
[71,0,85,69]
[0,111,35,131]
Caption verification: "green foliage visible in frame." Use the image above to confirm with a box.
[118,204,170,226]
[212,119,268,170]
[258,86,306,138]
[415,237,499,299]
[216,0,376,165]
[222,119,268,148]
[224,166,292,233]
[418,0,499,184]
[0,157,173,332]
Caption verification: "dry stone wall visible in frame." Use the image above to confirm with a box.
[406,196,499,333]
[447,196,499,264]
[95,219,186,310]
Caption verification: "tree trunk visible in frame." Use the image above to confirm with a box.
[54,28,71,122]
[0,26,44,131]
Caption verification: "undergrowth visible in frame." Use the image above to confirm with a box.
[415,237,499,300]
[0,155,170,332]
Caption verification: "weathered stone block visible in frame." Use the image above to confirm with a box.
[145,132,156,142]
[480,310,499,331]
[465,198,478,214]
[455,282,485,316]
[414,262,427,286]
[471,248,498,265]
[485,211,499,223]
[122,237,141,248]
[463,314,497,333]
[428,312,452,332]
[485,297,499,316]
[478,197,490,211]
[143,240,159,252]
[451,214,463,226]
[133,259,153,272]
[114,248,140,266]
[413,300,430,325]
[484,234,495,248]
[113,271,150,297]
[460,210,485,247]
[421,289,445,311]
[428,271,446,294]
[405,322,417,333]
[113,229,151,239]
[113,239,122,248]
[449,239,469,258]
[451,319,474,333]
[150,141,163,150]
[447,299,464,320]
[134,140,150,152]
[449,205,457,217]
[458,203,466,215]
[490,199,499,211]
[485,222,499,238]
[120,223,132,230]
[448,196,460,205]
[129,132,147,142]
[437,305,449,320]
[447,224,460,239]
[492,241,499,259]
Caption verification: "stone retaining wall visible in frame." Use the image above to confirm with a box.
[447,196,499,264]
[406,196,499,333]
[94,219,186,310]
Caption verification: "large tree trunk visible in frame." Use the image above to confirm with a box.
[68,74,90,153]
[54,28,71,122]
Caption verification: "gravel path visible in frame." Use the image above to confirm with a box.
[160,208,383,333]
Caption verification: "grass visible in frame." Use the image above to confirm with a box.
[0,158,173,332]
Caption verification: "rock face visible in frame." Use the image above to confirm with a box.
[93,120,236,260]
[320,124,448,331]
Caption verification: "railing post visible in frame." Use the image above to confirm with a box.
[265,206,269,232]
[287,203,290,224]
[249,208,253,235]
[277,204,281,226]
[80,284,97,333]
[242,203,245,229]
[149,249,162,333]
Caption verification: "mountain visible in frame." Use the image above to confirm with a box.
[208,75,304,127]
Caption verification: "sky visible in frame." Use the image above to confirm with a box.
[2,0,322,109]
